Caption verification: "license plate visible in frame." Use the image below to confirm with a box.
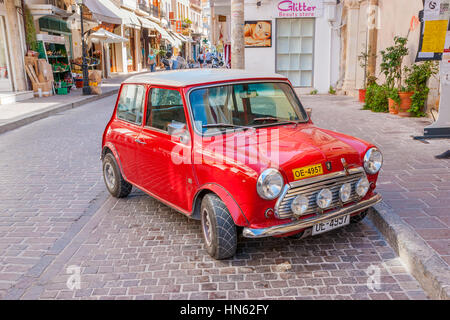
[312,215,350,235]
[292,164,323,180]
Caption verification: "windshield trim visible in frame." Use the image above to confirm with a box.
[185,80,309,137]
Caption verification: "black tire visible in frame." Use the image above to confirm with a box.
[102,153,132,198]
[350,209,368,224]
[200,194,237,260]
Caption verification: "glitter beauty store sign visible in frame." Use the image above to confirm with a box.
[276,0,324,18]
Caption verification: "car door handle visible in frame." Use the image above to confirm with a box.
[135,139,147,145]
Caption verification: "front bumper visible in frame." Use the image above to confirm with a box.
[242,193,382,238]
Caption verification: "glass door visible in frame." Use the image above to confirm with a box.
[276,18,314,87]
[0,16,12,92]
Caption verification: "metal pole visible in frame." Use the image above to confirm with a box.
[80,2,90,95]
[230,0,245,69]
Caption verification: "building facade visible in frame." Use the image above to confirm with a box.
[338,0,440,111]
[0,0,31,103]
[207,0,341,93]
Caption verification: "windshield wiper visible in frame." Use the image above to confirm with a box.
[202,123,253,131]
[252,117,300,126]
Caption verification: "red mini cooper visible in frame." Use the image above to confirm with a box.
[101,70,383,259]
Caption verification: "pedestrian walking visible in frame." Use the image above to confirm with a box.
[177,53,187,69]
[148,49,156,72]
[162,52,172,71]
[205,50,213,68]
[198,50,205,68]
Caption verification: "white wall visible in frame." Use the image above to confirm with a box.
[243,0,340,93]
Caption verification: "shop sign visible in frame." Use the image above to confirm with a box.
[36,34,65,45]
[276,0,324,18]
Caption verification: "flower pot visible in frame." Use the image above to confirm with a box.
[397,92,414,117]
[388,98,398,114]
[359,89,366,103]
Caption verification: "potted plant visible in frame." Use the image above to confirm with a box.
[380,36,409,115]
[364,82,390,113]
[404,61,439,117]
[357,47,376,103]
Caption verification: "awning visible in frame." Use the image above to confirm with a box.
[89,28,129,44]
[118,8,141,29]
[84,0,121,25]
[143,19,176,45]
[94,0,140,29]
[167,30,183,48]
[137,16,156,30]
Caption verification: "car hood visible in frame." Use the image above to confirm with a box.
[198,123,370,182]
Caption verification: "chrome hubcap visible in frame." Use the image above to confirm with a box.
[104,163,116,190]
[202,209,212,246]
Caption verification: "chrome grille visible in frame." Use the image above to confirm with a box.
[275,168,366,219]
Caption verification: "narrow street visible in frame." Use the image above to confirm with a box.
[0,93,428,300]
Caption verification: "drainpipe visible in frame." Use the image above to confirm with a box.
[367,0,378,79]
[21,0,28,51]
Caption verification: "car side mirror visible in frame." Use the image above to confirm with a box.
[305,108,312,119]
[168,122,190,145]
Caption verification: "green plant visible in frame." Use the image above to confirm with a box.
[358,46,377,89]
[328,86,336,95]
[380,37,409,90]
[404,61,439,117]
[310,89,318,95]
[364,83,389,112]
[25,7,38,51]
[388,87,400,105]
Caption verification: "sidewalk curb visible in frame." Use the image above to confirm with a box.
[0,89,118,135]
[369,202,450,300]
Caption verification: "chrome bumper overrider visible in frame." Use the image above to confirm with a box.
[242,193,382,238]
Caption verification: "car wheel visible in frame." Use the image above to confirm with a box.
[350,209,368,224]
[200,194,237,260]
[102,153,132,198]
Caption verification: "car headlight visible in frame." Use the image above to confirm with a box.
[316,188,333,209]
[291,195,309,216]
[256,168,284,200]
[339,183,352,202]
[356,177,370,197]
[364,148,383,174]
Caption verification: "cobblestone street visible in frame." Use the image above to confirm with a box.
[0,93,432,300]
[300,94,450,267]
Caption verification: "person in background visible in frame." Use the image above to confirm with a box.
[177,52,187,69]
[172,53,179,70]
[205,50,213,68]
[162,52,172,71]
[198,50,204,68]
[148,49,156,72]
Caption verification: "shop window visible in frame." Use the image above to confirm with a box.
[276,19,314,87]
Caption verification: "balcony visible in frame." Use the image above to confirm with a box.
[138,0,159,18]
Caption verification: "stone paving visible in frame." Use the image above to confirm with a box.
[0,93,429,300]
[299,94,450,267]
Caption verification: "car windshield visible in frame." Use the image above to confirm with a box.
[189,82,308,133]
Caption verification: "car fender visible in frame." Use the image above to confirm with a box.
[194,183,250,227]
[101,142,128,181]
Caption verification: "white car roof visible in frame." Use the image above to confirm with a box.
[123,69,288,87]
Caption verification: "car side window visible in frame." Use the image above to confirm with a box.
[146,88,186,131]
[117,84,145,125]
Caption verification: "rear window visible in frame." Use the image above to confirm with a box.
[117,85,146,125]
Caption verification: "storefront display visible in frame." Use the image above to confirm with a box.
[36,34,74,94]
